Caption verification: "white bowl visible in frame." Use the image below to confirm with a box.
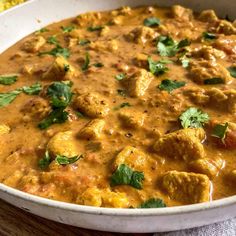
[0,0,235,233]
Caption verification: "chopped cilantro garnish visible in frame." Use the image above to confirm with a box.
[38,108,69,130]
[143,17,160,27]
[0,75,18,85]
[0,83,42,108]
[47,82,73,108]
[139,198,166,208]
[120,102,131,108]
[47,36,58,45]
[78,39,91,46]
[22,82,42,95]
[81,52,90,71]
[115,73,126,81]
[35,28,49,34]
[0,89,22,108]
[87,26,104,32]
[38,151,51,170]
[148,57,169,76]
[212,123,228,141]
[204,78,224,85]
[179,107,209,128]
[114,102,131,110]
[39,45,70,58]
[110,164,144,189]
[158,79,186,93]
[55,154,82,165]
[202,32,217,40]
[93,62,104,68]
[157,36,190,57]
[61,25,76,33]
[228,66,236,78]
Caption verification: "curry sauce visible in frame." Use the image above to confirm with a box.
[0,5,235,208]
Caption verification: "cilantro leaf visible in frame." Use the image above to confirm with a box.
[130,171,144,189]
[47,82,72,108]
[204,78,224,85]
[143,17,160,27]
[78,39,91,46]
[82,52,90,71]
[157,36,190,57]
[38,108,69,129]
[93,62,104,68]
[22,82,42,95]
[179,107,209,128]
[87,26,104,32]
[0,89,22,108]
[139,198,166,208]
[39,46,70,58]
[0,75,18,85]
[228,66,236,78]
[148,57,169,76]
[61,25,76,33]
[110,164,144,189]
[158,79,186,93]
[202,32,217,40]
[115,73,126,81]
[212,123,228,140]
[35,28,49,34]
[38,150,51,170]
[119,102,131,108]
[47,36,58,45]
[55,154,82,165]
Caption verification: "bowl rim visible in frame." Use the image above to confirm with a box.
[0,0,236,218]
[1,183,236,216]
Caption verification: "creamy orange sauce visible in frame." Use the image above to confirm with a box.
[0,5,235,208]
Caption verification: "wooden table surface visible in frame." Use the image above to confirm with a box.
[0,199,152,236]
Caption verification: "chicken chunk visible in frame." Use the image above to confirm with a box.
[22,36,46,53]
[118,109,145,129]
[47,131,79,157]
[21,97,51,121]
[224,90,236,113]
[207,89,236,114]
[125,26,158,45]
[89,39,119,52]
[78,119,105,139]
[162,171,211,204]
[198,10,218,22]
[171,5,193,21]
[77,187,102,207]
[102,189,130,208]
[77,187,129,208]
[73,92,110,118]
[113,146,149,172]
[189,60,232,85]
[190,157,224,179]
[42,56,78,81]
[0,124,10,135]
[76,12,102,27]
[133,53,149,69]
[213,20,236,35]
[153,128,206,161]
[190,46,225,61]
[124,69,153,97]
